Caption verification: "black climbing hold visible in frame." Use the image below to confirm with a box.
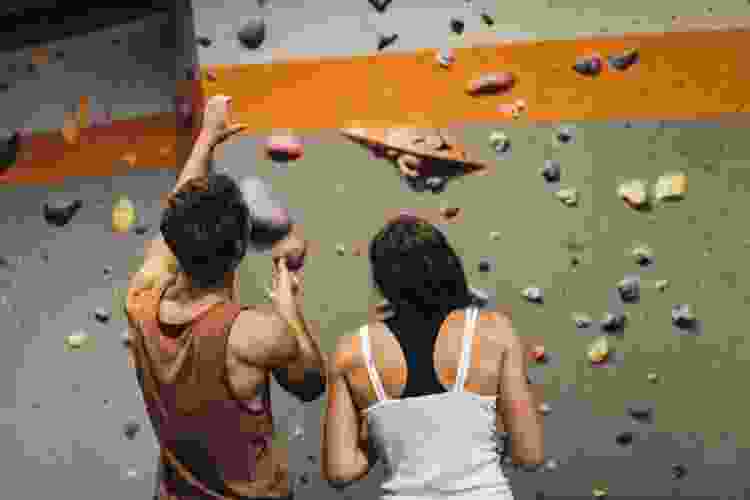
[541,160,561,182]
[627,406,653,423]
[570,255,580,267]
[572,55,603,76]
[0,255,11,268]
[0,82,9,93]
[617,277,640,303]
[601,312,626,332]
[238,17,267,50]
[103,266,113,275]
[307,455,317,463]
[32,402,40,409]
[615,431,634,446]
[478,258,492,273]
[368,0,393,13]
[556,127,574,144]
[134,224,150,235]
[43,199,83,227]
[671,304,695,329]
[123,420,141,440]
[112,38,121,45]
[377,33,399,51]
[426,176,447,193]
[450,18,465,35]
[298,472,309,485]
[608,49,639,71]
[196,36,212,48]
[94,308,110,324]
[480,12,495,27]
[671,464,687,479]
[0,130,20,173]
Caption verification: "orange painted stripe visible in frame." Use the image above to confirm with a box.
[1,30,749,185]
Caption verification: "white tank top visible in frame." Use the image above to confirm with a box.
[359,307,514,500]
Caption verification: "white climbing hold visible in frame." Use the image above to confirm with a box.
[653,172,687,202]
[655,279,669,291]
[66,331,90,349]
[336,244,346,256]
[522,287,543,303]
[631,245,653,265]
[587,336,610,364]
[555,188,578,206]
[489,231,501,241]
[489,131,510,153]
[618,180,648,208]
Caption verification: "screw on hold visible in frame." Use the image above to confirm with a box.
[43,199,83,227]
[671,304,696,329]
[671,464,687,479]
[196,36,212,48]
[541,160,561,182]
[608,49,639,71]
[480,12,495,26]
[377,33,399,51]
[522,287,543,304]
[478,258,492,273]
[450,18,465,35]
[615,431,634,446]
[572,313,592,328]
[601,312,626,332]
[617,277,640,302]
[93,308,110,324]
[631,246,653,266]
[368,0,393,13]
[573,55,603,76]
[123,420,141,440]
[238,17,267,50]
[627,406,653,423]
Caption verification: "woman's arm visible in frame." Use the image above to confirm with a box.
[322,335,374,488]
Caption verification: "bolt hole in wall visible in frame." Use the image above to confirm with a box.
[4,2,750,500]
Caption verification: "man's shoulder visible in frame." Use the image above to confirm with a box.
[229,304,296,362]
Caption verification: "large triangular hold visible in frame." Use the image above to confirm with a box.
[340,127,489,176]
[368,0,393,13]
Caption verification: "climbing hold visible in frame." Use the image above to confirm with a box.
[544,458,558,471]
[0,130,20,173]
[120,330,132,348]
[587,336,610,364]
[103,266,113,276]
[426,176,447,193]
[123,419,141,440]
[133,224,150,235]
[298,472,310,485]
[617,180,649,209]
[238,17,266,50]
[377,33,399,51]
[335,244,346,256]
[592,487,608,498]
[266,135,303,162]
[555,127,574,144]
[572,313,593,328]
[112,197,136,233]
[671,464,687,479]
[489,231,501,241]
[62,112,80,144]
[480,12,495,27]
[617,276,640,302]
[608,49,639,71]
[541,160,561,182]
[573,54,603,76]
[307,455,317,464]
[489,131,510,153]
[530,345,547,363]
[671,304,695,329]
[43,199,82,227]
[537,402,551,415]
[615,431,634,446]
[436,48,455,68]
[478,258,492,273]
[368,0,393,13]
[440,206,460,219]
[450,18,465,35]
[466,73,516,96]
[647,372,659,383]
[522,287,543,303]
[631,245,653,266]
[627,406,653,423]
[205,70,217,82]
[126,468,138,479]
[469,287,489,307]
[93,308,110,324]
[65,331,90,350]
[555,188,578,206]
[655,279,669,291]
[601,312,626,332]
[196,36,212,48]
[653,172,687,202]
[570,255,580,267]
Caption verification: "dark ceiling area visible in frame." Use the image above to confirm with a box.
[0,3,174,52]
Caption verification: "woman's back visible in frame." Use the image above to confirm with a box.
[347,307,516,499]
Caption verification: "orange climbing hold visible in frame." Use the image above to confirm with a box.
[61,112,80,145]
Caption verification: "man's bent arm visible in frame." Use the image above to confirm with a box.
[273,308,327,402]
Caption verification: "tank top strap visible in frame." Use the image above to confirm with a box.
[359,325,388,402]
[453,306,480,392]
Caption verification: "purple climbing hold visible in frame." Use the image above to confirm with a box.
[573,54,603,76]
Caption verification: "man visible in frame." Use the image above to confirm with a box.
[125,95,326,500]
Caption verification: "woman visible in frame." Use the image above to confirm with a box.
[322,213,544,499]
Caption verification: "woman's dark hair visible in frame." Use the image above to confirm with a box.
[369,214,473,315]
[160,174,250,289]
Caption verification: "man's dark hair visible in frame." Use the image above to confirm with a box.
[160,174,250,289]
[369,215,473,315]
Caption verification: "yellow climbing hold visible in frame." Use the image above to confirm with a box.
[587,336,609,364]
[112,196,136,233]
[653,172,687,202]
[61,112,80,144]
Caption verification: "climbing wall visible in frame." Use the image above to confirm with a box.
[0,1,749,500]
